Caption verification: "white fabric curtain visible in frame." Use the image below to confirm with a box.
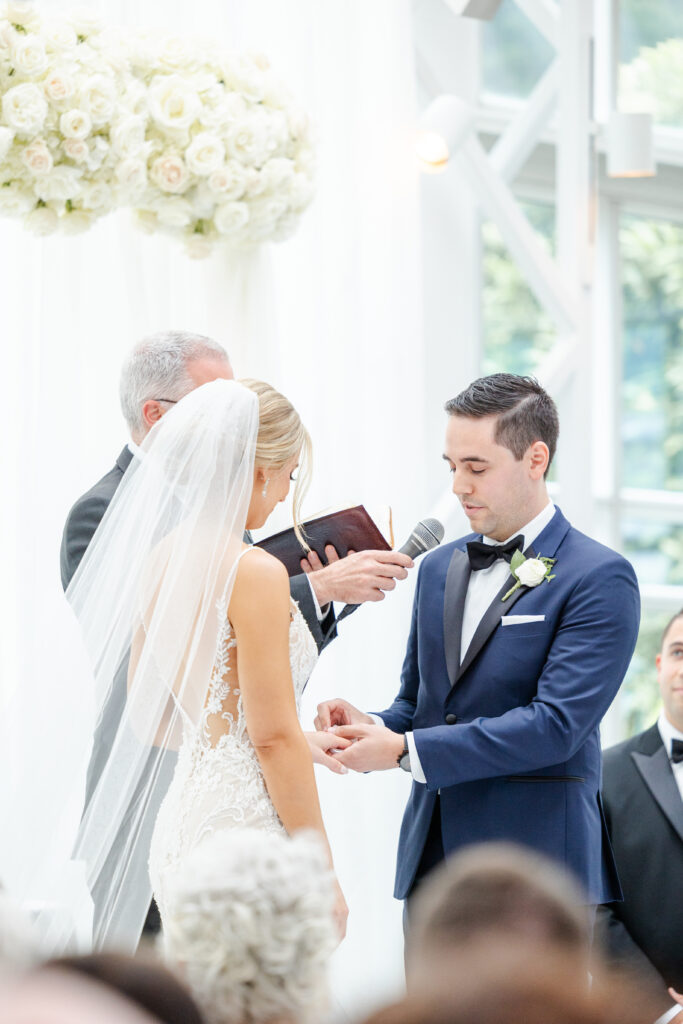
[1,0,423,1013]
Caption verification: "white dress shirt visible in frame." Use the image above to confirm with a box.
[405,501,556,783]
[657,711,683,803]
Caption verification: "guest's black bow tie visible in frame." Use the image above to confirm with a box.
[466,535,524,572]
[671,739,683,764]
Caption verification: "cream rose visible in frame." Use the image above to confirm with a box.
[0,182,34,216]
[115,157,147,194]
[81,181,112,210]
[61,209,94,234]
[5,2,40,30]
[224,113,274,167]
[134,209,159,234]
[26,205,59,236]
[42,20,78,52]
[148,74,201,131]
[186,132,224,176]
[35,165,82,202]
[11,34,48,77]
[156,36,200,72]
[22,139,53,175]
[207,160,247,200]
[66,11,103,37]
[63,138,89,163]
[515,558,548,588]
[213,200,249,235]
[79,76,116,126]
[59,109,92,140]
[2,83,48,136]
[150,152,190,193]
[44,70,77,105]
[110,116,146,157]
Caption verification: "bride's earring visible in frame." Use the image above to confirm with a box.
[262,478,269,498]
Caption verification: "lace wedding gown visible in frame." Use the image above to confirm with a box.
[148,549,318,923]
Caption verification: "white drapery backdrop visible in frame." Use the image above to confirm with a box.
[1,0,424,1014]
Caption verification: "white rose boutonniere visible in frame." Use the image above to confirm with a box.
[502,551,556,602]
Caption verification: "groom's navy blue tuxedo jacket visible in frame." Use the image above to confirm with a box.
[378,506,640,903]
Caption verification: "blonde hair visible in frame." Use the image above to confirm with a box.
[240,379,312,547]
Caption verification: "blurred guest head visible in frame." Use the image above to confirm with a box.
[162,828,337,1024]
[657,608,683,732]
[46,952,203,1024]
[120,330,233,442]
[0,967,158,1024]
[361,961,657,1024]
[406,843,591,991]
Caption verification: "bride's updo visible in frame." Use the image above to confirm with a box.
[240,379,312,545]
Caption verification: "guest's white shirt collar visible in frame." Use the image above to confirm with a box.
[658,709,683,755]
[127,440,143,459]
[481,500,555,551]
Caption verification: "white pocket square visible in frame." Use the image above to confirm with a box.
[501,615,546,625]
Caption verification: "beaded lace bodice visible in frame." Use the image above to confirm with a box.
[149,551,318,918]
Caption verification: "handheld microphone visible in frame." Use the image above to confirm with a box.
[333,518,445,628]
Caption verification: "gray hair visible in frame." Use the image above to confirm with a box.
[120,330,229,439]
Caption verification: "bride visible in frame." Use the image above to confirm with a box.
[3,377,347,951]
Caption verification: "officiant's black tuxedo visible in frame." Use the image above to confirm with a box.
[598,724,683,1008]
[60,446,337,651]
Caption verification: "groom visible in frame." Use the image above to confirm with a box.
[316,373,640,906]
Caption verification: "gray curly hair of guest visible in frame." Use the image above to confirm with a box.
[120,330,229,440]
[161,830,337,1024]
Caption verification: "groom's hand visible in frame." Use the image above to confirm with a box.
[301,547,413,607]
[315,698,373,730]
[329,723,405,772]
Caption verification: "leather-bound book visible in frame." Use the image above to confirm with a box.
[255,505,392,577]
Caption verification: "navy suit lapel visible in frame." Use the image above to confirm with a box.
[632,738,683,845]
[448,506,572,688]
[443,548,470,686]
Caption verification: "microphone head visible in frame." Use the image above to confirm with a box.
[400,518,445,559]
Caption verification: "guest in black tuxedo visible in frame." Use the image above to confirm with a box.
[59,329,412,934]
[599,609,683,1024]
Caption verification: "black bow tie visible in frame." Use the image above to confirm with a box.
[671,739,683,764]
[466,535,524,572]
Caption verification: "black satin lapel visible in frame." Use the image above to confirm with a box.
[456,543,536,683]
[443,549,471,686]
[632,747,683,844]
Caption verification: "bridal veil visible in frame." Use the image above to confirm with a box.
[1,379,258,953]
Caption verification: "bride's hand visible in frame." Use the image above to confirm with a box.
[305,730,351,774]
[333,878,349,941]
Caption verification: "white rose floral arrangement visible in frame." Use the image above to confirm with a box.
[502,550,556,602]
[0,3,315,253]
[0,3,136,235]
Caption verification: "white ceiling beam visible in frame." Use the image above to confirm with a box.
[489,59,559,182]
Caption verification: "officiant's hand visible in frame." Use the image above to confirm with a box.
[314,698,374,730]
[305,730,352,774]
[328,723,404,772]
[301,546,413,606]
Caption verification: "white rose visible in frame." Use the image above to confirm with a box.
[63,137,89,162]
[0,181,33,215]
[42,20,78,52]
[259,157,295,192]
[35,164,82,202]
[156,36,200,72]
[67,10,103,37]
[153,196,193,227]
[11,34,48,77]
[21,138,53,175]
[134,208,159,234]
[115,157,147,194]
[81,181,111,210]
[185,131,224,176]
[185,233,213,259]
[207,160,247,200]
[79,75,116,126]
[148,74,201,131]
[2,82,48,135]
[121,80,147,118]
[110,116,146,157]
[150,152,190,193]
[59,109,92,140]
[248,196,287,240]
[86,136,109,171]
[271,211,299,241]
[26,204,59,235]
[5,2,40,31]
[213,200,249,235]
[288,170,314,210]
[44,70,77,104]
[0,126,15,161]
[515,558,548,588]
[224,110,281,167]
[61,209,93,234]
